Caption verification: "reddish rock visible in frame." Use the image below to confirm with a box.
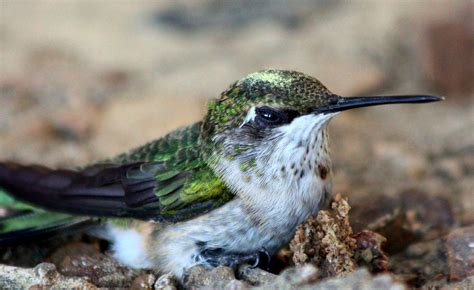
[47,241,101,266]
[445,226,474,281]
[353,230,388,273]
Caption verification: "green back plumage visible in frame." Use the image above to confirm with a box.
[111,122,233,220]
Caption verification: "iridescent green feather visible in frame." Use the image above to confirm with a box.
[1,211,77,233]
[111,122,234,221]
[0,187,37,211]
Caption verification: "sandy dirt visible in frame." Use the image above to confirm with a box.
[0,1,472,288]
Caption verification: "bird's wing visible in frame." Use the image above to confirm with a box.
[0,123,234,223]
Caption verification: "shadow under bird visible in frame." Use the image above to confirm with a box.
[0,69,442,277]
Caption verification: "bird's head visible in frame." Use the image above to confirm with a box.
[202,69,442,164]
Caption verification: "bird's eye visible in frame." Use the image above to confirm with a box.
[260,110,279,122]
[255,106,299,127]
[256,107,283,125]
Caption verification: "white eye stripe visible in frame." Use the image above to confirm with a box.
[239,107,257,128]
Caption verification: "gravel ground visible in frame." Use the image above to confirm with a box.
[0,1,472,288]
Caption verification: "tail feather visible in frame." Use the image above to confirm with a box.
[0,186,34,210]
[0,161,161,219]
[0,178,98,246]
[0,210,97,246]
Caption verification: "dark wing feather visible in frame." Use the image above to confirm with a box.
[0,161,178,221]
[0,123,234,223]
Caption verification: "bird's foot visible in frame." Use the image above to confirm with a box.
[195,247,271,271]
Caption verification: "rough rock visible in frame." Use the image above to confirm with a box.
[0,263,96,289]
[312,269,405,290]
[210,279,250,290]
[56,252,146,287]
[290,195,390,277]
[154,273,178,290]
[253,267,404,290]
[253,264,319,289]
[47,241,101,266]
[130,274,157,290]
[445,226,474,281]
[353,230,388,273]
[290,194,357,277]
[183,265,245,289]
[237,264,277,286]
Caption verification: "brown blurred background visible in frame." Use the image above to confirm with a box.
[0,1,473,227]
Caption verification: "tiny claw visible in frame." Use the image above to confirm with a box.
[250,253,260,268]
[249,247,271,270]
[260,248,271,261]
[196,247,271,270]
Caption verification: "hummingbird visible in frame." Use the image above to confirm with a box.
[0,69,442,277]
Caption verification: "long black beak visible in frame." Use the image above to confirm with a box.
[313,95,444,114]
